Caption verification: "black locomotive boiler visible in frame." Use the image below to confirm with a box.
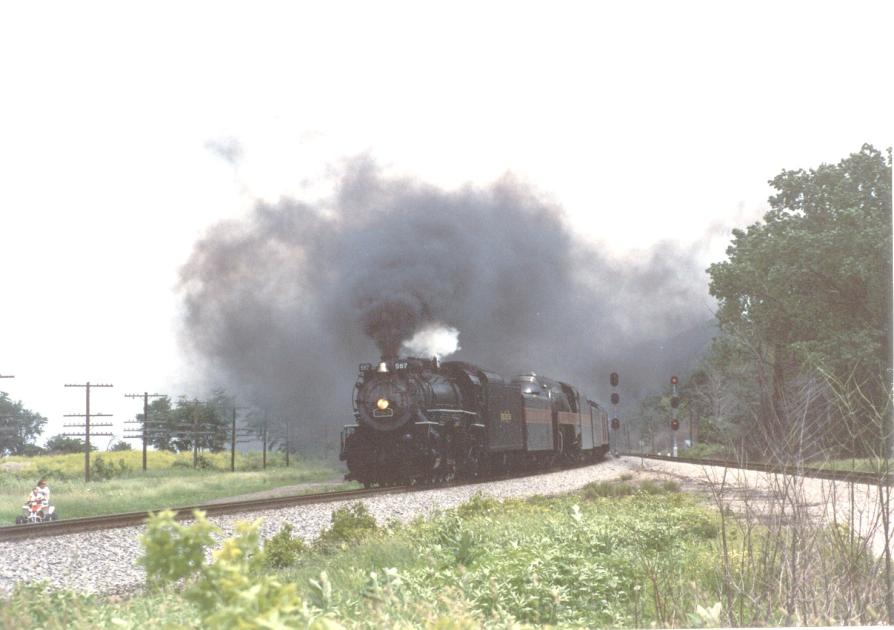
[339,357,610,486]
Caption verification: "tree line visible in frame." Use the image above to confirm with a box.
[0,388,288,457]
[646,144,892,459]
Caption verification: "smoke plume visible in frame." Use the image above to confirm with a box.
[179,157,713,446]
[401,324,461,360]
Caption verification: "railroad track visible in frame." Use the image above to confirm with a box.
[623,453,892,486]
[0,485,413,543]
[0,457,610,542]
[15,454,865,542]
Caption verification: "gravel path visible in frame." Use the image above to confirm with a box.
[627,456,894,558]
[3,456,890,597]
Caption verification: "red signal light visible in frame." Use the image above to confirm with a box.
[670,375,678,385]
[670,419,680,431]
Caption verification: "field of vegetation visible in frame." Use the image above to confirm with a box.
[3,475,887,628]
[0,451,345,523]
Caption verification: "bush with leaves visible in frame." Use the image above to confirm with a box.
[316,502,378,549]
[264,522,307,568]
[139,509,216,586]
[91,456,131,481]
[139,509,342,628]
[435,513,482,567]
[455,491,501,517]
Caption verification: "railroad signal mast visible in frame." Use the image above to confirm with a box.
[609,372,621,453]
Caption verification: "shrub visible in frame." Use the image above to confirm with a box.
[139,509,217,586]
[195,454,218,470]
[582,479,680,500]
[455,492,501,517]
[638,479,680,494]
[91,456,131,481]
[264,523,307,568]
[316,503,378,548]
[0,582,95,629]
[685,443,729,459]
[138,510,337,628]
[436,513,482,567]
[581,480,636,499]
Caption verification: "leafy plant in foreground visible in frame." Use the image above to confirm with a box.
[264,522,307,568]
[316,502,378,549]
[139,509,216,586]
[139,509,342,628]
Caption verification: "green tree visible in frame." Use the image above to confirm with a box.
[141,396,176,451]
[45,434,95,454]
[707,144,892,453]
[0,392,46,455]
[141,393,230,453]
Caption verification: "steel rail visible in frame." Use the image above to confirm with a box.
[0,485,413,543]
[622,453,892,486]
[0,454,611,543]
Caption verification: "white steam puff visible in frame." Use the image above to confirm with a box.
[401,324,461,360]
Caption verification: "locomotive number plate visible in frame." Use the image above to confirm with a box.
[500,410,512,423]
[373,408,394,418]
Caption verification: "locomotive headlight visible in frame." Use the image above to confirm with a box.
[376,398,390,410]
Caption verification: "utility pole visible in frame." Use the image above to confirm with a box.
[226,404,250,472]
[177,398,225,469]
[284,420,290,467]
[187,399,201,468]
[262,410,268,470]
[64,382,113,482]
[124,392,164,471]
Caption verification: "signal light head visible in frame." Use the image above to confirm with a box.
[610,393,620,405]
[670,418,680,431]
[670,396,680,409]
[610,372,619,387]
[670,375,678,385]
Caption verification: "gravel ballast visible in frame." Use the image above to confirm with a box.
[2,456,891,597]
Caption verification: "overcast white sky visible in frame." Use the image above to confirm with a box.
[0,1,891,445]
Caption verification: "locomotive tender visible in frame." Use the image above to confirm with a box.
[339,357,610,486]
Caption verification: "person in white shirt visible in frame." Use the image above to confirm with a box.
[32,478,50,505]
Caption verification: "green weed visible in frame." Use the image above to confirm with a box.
[316,502,379,549]
[455,491,501,517]
[264,522,307,568]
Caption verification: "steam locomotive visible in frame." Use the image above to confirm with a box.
[339,357,610,486]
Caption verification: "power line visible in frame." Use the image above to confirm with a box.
[124,392,165,471]
[63,382,113,482]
